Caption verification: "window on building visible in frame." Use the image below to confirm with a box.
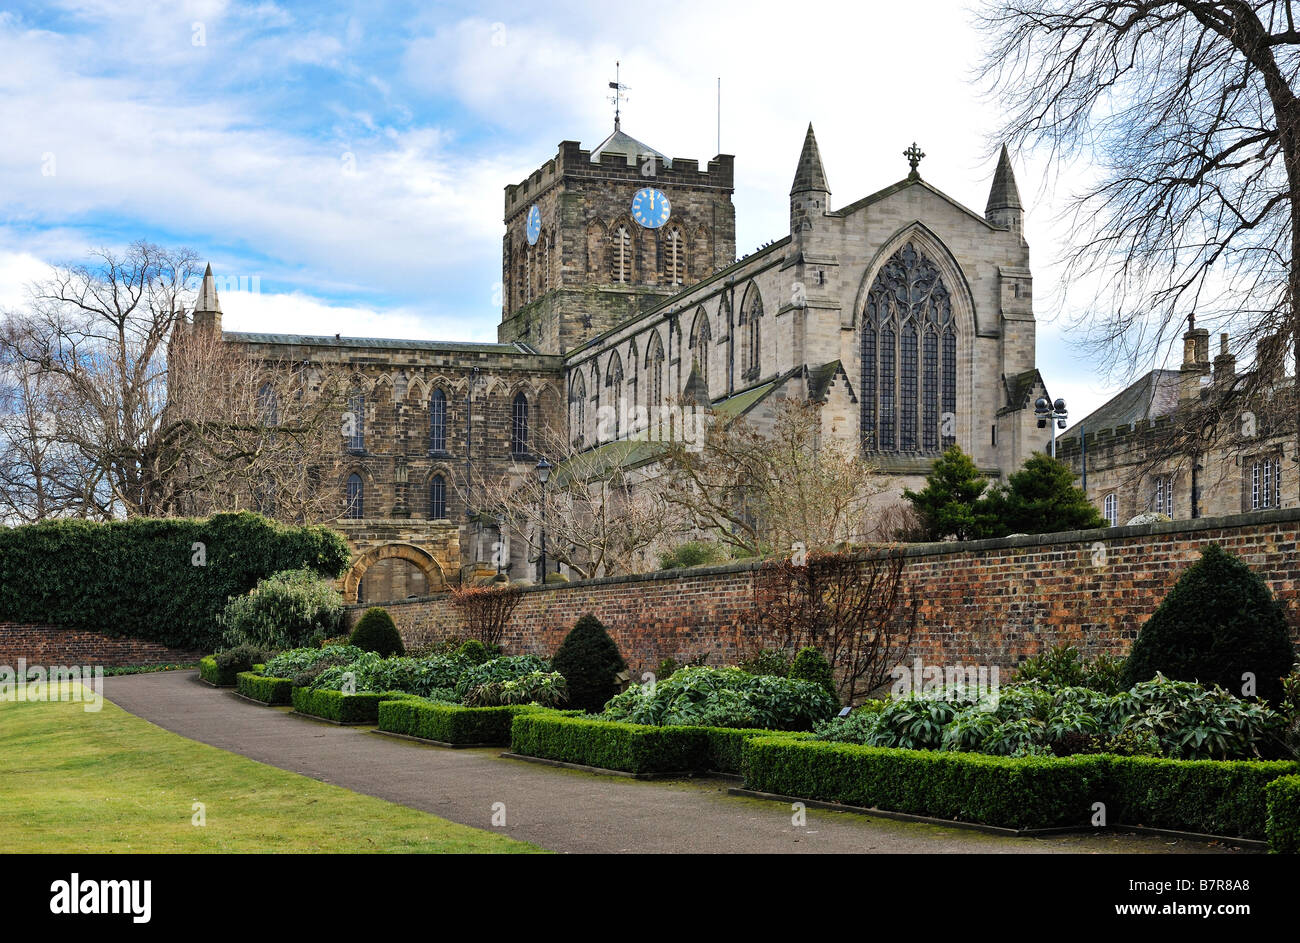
[1103,492,1117,526]
[428,389,447,453]
[689,310,711,394]
[429,474,446,520]
[665,226,686,286]
[739,284,763,380]
[345,473,364,519]
[1250,456,1282,510]
[861,242,958,455]
[570,374,586,446]
[347,392,364,451]
[511,392,529,457]
[257,382,278,426]
[1154,475,1174,517]
[606,352,624,439]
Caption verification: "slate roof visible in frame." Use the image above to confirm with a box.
[1056,369,1182,444]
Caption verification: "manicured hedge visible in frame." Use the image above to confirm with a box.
[378,700,541,745]
[703,726,812,775]
[198,656,239,687]
[1105,755,1298,840]
[511,714,710,774]
[1265,775,1300,853]
[236,671,293,706]
[0,512,351,650]
[741,737,1300,837]
[291,687,416,724]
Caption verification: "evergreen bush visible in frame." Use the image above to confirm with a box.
[551,614,628,713]
[348,607,405,657]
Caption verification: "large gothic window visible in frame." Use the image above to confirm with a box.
[739,284,763,381]
[345,473,364,519]
[570,373,587,446]
[606,351,624,438]
[860,243,957,454]
[346,390,365,452]
[511,392,529,457]
[648,333,665,413]
[689,309,711,393]
[429,388,447,453]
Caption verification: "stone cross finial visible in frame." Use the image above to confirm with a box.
[904,142,925,179]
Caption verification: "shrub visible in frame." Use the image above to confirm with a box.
[379,700,542,745]
[449,584,523,647]
[601,666,836,731]
[349,607,404,657]
[1265,775,1300,853]
[743,736,1106,830]
[290,687,417,724]
[198,655,239,686]
[737,648,791,677]
[510,714,708,774]
[657,541,727,570]
[236,671,293,705]
[452,654,548,699]
[0,512,350,650]
[457,639,491,665]
[551,614,627,713]
[218,568,343,650]
[213,644,266,676]
[789,647,837,704]
[1123,543,1296,704]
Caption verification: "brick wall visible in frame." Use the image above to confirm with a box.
[0,624,203,668]
[350,507,1300,677]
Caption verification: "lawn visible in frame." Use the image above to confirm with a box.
[0,689,543,853]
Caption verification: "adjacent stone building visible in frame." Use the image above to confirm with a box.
[183,119,1055,600]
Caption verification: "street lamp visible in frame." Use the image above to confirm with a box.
[1035,396,1069,458]
[536,458,552,583]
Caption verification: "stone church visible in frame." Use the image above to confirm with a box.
[191,118,1053,602]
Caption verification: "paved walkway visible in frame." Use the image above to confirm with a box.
[104,671,1245,854]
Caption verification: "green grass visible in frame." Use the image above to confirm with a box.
[0,689,543,853]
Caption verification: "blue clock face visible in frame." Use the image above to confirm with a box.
[525,205,541,245]
[631,188,671,229]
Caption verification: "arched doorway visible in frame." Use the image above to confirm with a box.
[342,543,445,604]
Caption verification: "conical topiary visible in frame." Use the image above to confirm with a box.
[788,646,839,705]
[1123,543,1296,703]
[551,614,627,713]
[348,606,405,657]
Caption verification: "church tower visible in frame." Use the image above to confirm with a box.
[192,262,223,334]
[985,144,1024,240]
[498,127,736,355]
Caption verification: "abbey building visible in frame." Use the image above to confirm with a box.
[187,120,1053,601]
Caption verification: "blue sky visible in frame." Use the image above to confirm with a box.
[0,0,1149,422]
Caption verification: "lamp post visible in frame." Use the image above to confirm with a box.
[536,458,552,583]
[1035,396,1069,458]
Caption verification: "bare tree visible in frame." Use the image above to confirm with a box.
[749,549,917,704]
[977,0,1300,495]
[476,420,682,580]
[660,396,889,556]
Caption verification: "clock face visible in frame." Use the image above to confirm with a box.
[525,204,541,245]
[631,188,671,229]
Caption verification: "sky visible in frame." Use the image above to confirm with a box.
[0,0,1142,424]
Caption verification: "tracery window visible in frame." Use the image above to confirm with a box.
[689,310,711,393]
[860,242,957,454]
[738,284,762,381]
[606,352,625,439]
[429,389,447,453]
[570,373,587,446]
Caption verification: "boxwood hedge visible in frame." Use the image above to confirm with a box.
[378,700,542,745]
[236,671,293,705]
[198,656,239,687]
[0,512,350,651]
[1265,775,1300,853]
[290,687,416,724]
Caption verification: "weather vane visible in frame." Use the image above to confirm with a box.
[904,142,925,179]
[608,61,629,131]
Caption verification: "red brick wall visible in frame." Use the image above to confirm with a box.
[350,508,1300,677]
[0,624,203,668]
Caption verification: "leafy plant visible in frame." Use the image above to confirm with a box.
[788,646,838,704]
[454,655,549,700]
[463,671,569,708]
[262,644,363,679]
[602,666,836,731]
[657,541,728,570]
[219,568,344,650]
[213,644,266,674]
[737,647,791,678]
[456,639,491,665]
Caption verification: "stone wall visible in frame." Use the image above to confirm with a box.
[0,624,203,668]
[350,508,1300,677]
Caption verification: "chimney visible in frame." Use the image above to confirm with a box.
[1179,314,1211,402]
[1256,332,1286,386]
[1212,332,1236,385]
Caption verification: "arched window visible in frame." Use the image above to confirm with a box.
[612,224,633,283]
[345,473,364,519]
[570,373,587,446]
[428,388,447,453]
[606,351,625,439]
[860,242,957,454]
[541,231,551,294]
[346,390,365,452]
[739,284,763,381]
[257,382,278,426]
[647,333,665,435]
[1103,492,1117,526]
[511,392,529,457]
[429,474,447,520]
[664,225,686,285]
[689,309,711,393]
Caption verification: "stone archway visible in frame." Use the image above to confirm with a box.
[342,543,446,604]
